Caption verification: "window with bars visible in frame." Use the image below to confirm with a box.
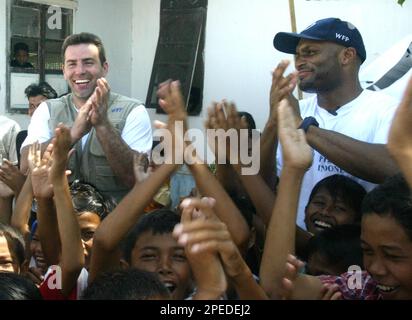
[146,0,207,116]
[7,0,73,113]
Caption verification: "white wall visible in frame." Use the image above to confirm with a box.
[130,0,412,132]
[75,0,133,97]
[0,0,7,119]
[2,0,412,131]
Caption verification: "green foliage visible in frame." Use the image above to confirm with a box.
[398,0,406,6]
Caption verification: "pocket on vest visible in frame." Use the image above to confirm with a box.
[95,165,118,191]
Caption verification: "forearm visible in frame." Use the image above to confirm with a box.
[20,140,52,175]
[260,167,305,298]
[95,123,136,187]
[37,197,61,266]
[187,159,250,250]
[238,173,276,226]
[94,163,179,251]
[0,197,13,224]
[52,178,84,275]
[230,265,268,300]
[307,126,399,183]
[11,175,33,236]
[215,164,241,195]
[391,153,412,190]
[259,120,278,190]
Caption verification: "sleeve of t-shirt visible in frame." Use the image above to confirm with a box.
[21,102,52,150]
[371,96,399,144]
[121,104,153,153]
[39,267,78,300]
[6,121,21,164]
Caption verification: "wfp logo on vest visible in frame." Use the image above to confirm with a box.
[336,33,350,42]
[112,108,123,113]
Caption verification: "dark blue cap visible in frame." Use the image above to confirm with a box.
[273,18,366,63]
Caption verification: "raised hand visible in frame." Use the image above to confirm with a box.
[278,98,313,170]
[155,80,188,165]
[89,78,110,127]
[70,98,92,145]
[49,124,72,184]
[319,284,342,300]
[0,159,26,195]
[157,80,187,123]
[280,254,305,300]
[205,101,248,166]
[29,141,54,199]
[269,60,299,124]
[174,197,227,299]
[387,75,412,162]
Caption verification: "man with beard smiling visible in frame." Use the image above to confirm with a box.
[270,18,400,229]
[20,33,152,203]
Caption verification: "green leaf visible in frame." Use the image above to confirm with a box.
[398,0,406,6]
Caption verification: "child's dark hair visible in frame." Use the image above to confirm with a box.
[0,273,43,300]
[362,174,412,240]
[306,224,363,275]
[81,268,170,300]
[122,209,180,264]
[14,42,29,54]
[25,82,58,99]
[70,180,116,220]
[0,223,25,267]
[307,174,366,223]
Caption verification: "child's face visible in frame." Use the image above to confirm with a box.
[30,229,47,273]
[305,188,357,234]
[77,212,101,269]
[130,231,192,300]
[361,214,412,299]
[0,235,19,273]
[15,49,29,65]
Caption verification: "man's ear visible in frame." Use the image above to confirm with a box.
[341,47,357,66]
[102,62,109,76]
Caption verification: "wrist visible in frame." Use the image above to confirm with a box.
[298,116,319,133]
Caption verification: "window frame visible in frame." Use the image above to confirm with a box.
[6,0,74,114]
[146,0,207,116]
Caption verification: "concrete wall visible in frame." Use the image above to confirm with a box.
[2,0,412,131]
[130,0,412,133]
[74,0,133,97]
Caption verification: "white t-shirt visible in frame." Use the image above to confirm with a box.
[21,101,153,153]
[276,89,400,229]
[0,115,21,164]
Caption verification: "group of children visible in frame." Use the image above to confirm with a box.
[1,73,412,300]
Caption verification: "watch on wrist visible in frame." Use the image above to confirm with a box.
[298,116,319,133]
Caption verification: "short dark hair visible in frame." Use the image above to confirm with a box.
[0,273,43,300]
[82,268,170,300]
[14,42,29,54]
[362,174,412,241]
[0,224,25,267]
[122,209,180,264]
[70,180,116,220]
[306,224,363,275]
[62,32,107,65]
[25,82,58,99]
[307,174,367,223]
